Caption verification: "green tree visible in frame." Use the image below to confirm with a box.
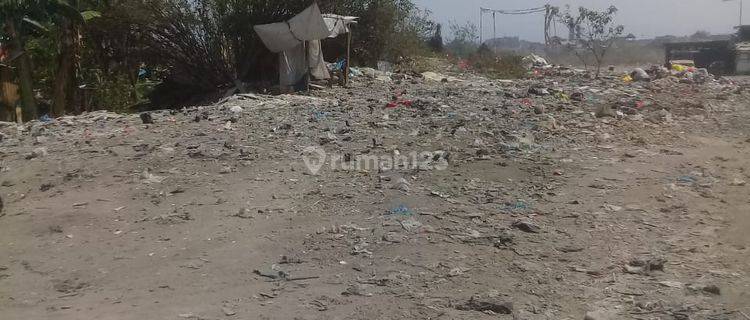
[427,23,443,52]
[445,20,478,58]
[1,0,95,119]
[0,0,48,120]
[562,5,625,77]
[52,1,99,116]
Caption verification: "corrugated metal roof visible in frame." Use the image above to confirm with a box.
[735,42,750,51]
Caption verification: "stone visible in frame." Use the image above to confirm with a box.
[222,307,237,316]
[382,232,406,243]
[512,220,541,233]
[595,105,617,118]
[140,112,154,124]
[400,218,423,233]
[228,105,244,114]
[456,296,513,314]
[533,104,546,114]
[25,147,48,159]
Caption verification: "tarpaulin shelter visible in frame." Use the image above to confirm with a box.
[254,3,358,91]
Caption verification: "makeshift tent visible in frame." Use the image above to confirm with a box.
[254,4,357,90]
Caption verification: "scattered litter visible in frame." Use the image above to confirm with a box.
[388,204,413,216]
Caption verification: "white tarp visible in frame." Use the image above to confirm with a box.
[254,3,330,53]
[322,14,358,38]
[288,4,331,41]
[280,40,330,87]
[279,44,307,87]
[253,22,299,53]
[308,40,330,80]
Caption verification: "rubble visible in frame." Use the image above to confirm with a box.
[456,295,513,314]
[523,54,551,69]
[512,220,542,233]
[140,112,154,124]
[630,68,651,81]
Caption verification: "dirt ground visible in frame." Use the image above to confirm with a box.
[0,69,748,320]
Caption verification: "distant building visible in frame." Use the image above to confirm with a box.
[663,26,750,75]
[735,42,750,74]
[735,26,750,74]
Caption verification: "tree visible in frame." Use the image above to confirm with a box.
[562,5,624,77]
[445,20,478,58]
[690,30,711,40]
[52,0,98,116]
[0,0,46,121]
[6,0,438,114]
[1,0,95,119]
[544,5,560,46]
[428,23,443,52]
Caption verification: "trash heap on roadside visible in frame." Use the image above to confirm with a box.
[1,56,743,169]
[626,63,714,84]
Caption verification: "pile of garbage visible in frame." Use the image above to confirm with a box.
[1,54,742,164]
[522,54,552,69]
[627,63,714,84]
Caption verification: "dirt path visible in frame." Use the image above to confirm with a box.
[1,73,748,320]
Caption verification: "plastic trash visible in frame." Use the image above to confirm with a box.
[377,61,394,73]
[386,100,413,109]
[630,68,650,81]
[349,67,363,77]
[677,175,698,184]
[523,54,551,69]
[388,204,413,216]
[672,64,687,72]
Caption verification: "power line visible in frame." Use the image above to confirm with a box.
[481,6,547,15]
[479,5,551,45]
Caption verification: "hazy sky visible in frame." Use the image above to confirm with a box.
[413,0,743,41]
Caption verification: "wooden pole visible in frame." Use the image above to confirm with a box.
[304,40,310,92]
[344,30,351,86]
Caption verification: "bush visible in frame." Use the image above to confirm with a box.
[3,0,438,114]
[470,49,526,79]
[131,0,436,85]
[110,0,436,106]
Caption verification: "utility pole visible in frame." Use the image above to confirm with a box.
[727,0,745,26]
[544,5,550,46]
[479,8,483,45]
[493,11,497,50]
[479,5,549,47]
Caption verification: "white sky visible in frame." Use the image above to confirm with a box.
[414,0,743,41]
